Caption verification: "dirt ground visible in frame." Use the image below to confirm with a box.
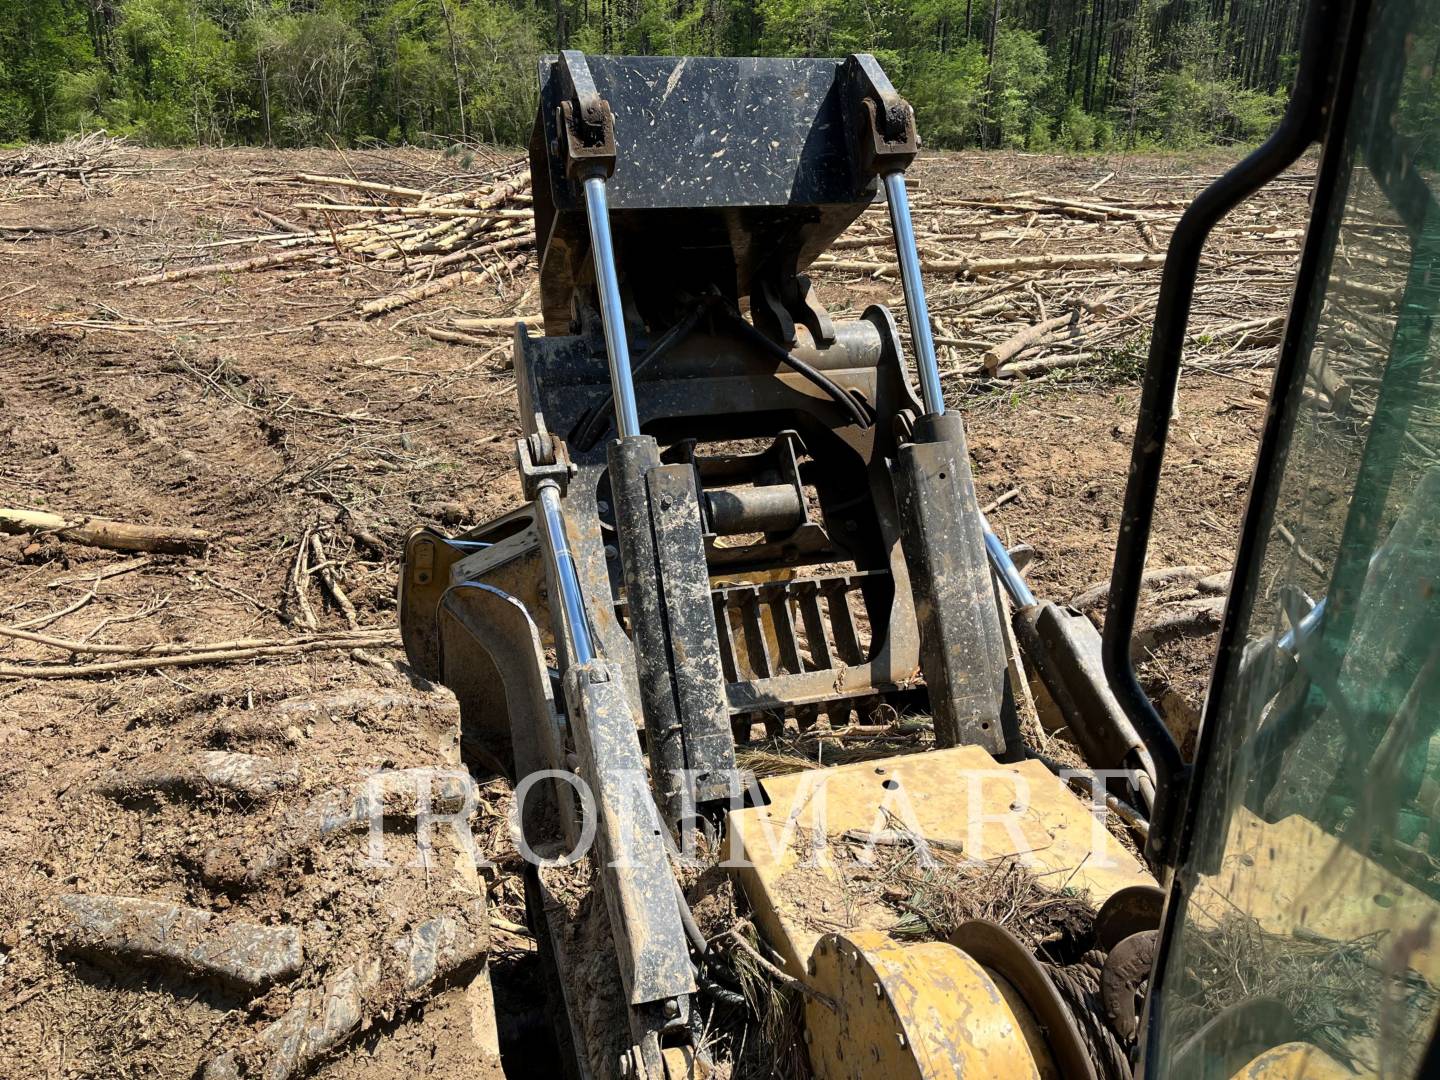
[0,144,1302,1078]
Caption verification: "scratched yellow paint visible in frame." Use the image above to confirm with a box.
[724,745,1155,973]
[804,929,1044,1080]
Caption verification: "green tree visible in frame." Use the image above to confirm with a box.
[103,0,246,142]
[988,28,1047,149]
[905,45,987,149]
[0,0,98,140]
[0,0,1308,151]
[268,12,373,142]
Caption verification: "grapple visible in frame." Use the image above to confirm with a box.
[398,51,1153,1079]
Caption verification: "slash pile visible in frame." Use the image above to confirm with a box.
[115,160,538,320]
[106,150,1321,393]
[0,131,137,195]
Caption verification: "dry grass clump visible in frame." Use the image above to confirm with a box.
[734,717,934,779]
[722,928,810,1080]
[831,835,1097,958]
[679,851,813,1079]
[1171,915,1438,1074]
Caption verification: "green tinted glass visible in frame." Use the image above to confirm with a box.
[1146,1,1440,1076]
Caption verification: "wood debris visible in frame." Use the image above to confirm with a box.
[101,153,1322,395]
[0,507,211,555]
[805,169,1317,388]
[0,131,137,195]
[117,160,537,323]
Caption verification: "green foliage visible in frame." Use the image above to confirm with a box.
[454,1,542,143]
[756,0,851,57]
[905,45,987,149]
[107,0,248,143]
[0,0,1303,150]
[1058,102,1095,151]
[266,13,373,143]
[0,0,99,140]
[1025,115,1051,151]
[988,29,1048,149]
[1146,66,1282,148]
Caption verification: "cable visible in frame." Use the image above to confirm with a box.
[1046,952,1134,1080]
[675,881,709,955]
[574,299,710,449]
[720,310,874,431]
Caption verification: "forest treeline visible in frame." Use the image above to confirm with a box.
[2,0,1303,151]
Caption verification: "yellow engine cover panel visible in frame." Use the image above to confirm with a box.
[723,745,1156,974]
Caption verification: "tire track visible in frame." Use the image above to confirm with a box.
[0,331,288,531]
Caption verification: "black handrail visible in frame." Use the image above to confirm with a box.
[1099,0,1346,872]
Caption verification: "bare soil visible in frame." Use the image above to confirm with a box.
[0,145,1301,1078]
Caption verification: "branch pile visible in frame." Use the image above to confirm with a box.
[0,131,137,196]
[117,161,537,320]
[805,169,1313,387]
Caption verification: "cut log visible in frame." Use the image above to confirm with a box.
[56,894,303,993]
[1028,194,1149,220]
[293,173,429,200]
[449,315,542,331]
[200,769,473,888]
[201,905,485,1080]
[1197,314,1284,340]
[424,327,488,346]
[816,251,1168,277]
[1071,565,1211,612]
[358,251,529,319]
[96,750,301,802]
[113,249,312,287]
[1131,598,1225,659]
[0,630,399,679]
[295,203,533,220]
[983,311,1079,374]
[254,208,307,234]
[932,252,1168,276]
[1197,571,1233,595]
[0,508,209,555]
[1001,352,1099,378]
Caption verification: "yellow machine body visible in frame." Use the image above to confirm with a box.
[724,745,1156,1077]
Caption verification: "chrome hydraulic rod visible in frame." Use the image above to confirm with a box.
[882,170,945,417]
[981,514,1036,608]
[536,479,595,664]
[582,174,641,439]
